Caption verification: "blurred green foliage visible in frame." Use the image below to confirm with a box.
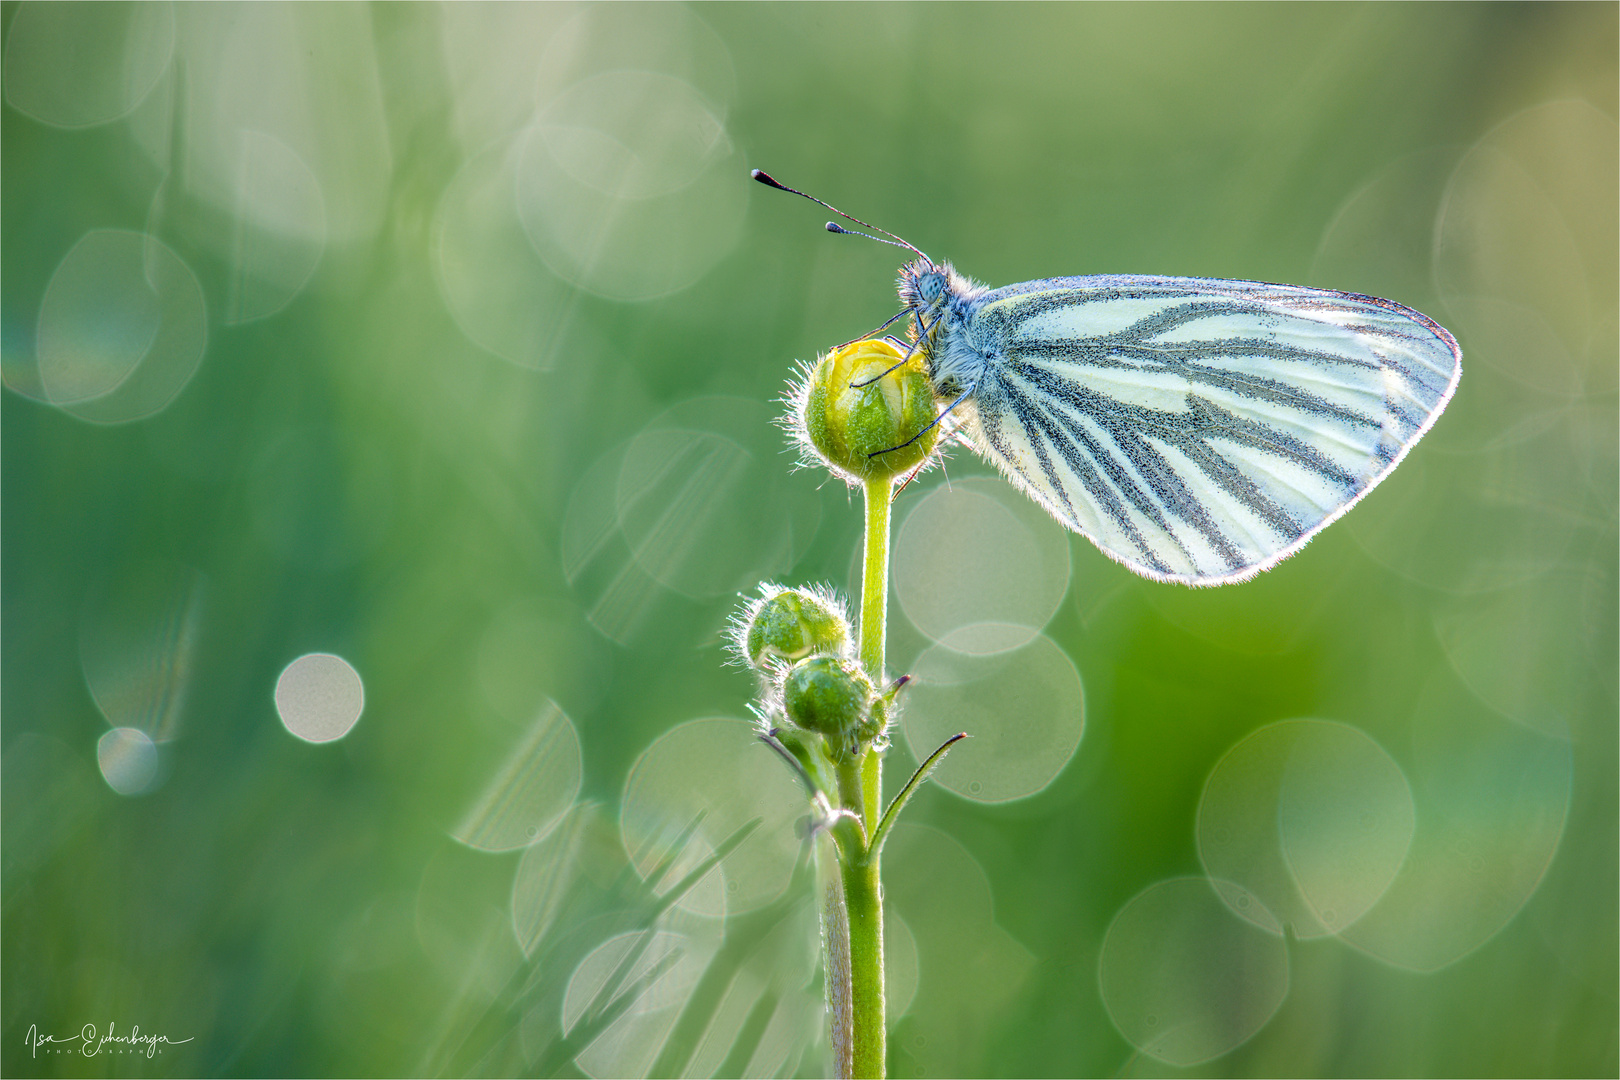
[3,2,1615,1077]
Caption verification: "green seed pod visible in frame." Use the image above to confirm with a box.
[739,585,850,671]
[794,338,940,485]
[782,655,874,757]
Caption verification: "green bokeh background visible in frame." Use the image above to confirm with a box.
[4,3,1616,1077]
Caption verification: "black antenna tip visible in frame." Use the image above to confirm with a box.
[826,221,846,233]
[751,168,787,190]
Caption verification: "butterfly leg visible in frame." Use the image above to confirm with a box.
[852,313,939,388]
[851,356,912,388]
[835,308,909,352]
[891,408,969,502]
[907,312,939,356]
[870,384,975,457]
[892,455,933,502]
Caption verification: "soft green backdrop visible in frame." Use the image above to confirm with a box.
[4,3,1615,1077]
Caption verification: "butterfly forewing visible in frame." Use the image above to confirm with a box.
[955,276,1461,585]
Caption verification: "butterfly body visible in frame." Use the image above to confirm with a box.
[894,259,1462,585]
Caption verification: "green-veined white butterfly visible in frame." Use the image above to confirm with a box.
[755,170,1462,586]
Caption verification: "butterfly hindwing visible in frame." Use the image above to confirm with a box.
[951,276,1461,585]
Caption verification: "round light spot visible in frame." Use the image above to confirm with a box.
[515,71,747,301]
[534,4,736,121]
[1438,296,1582,398]
[1336,669,1571,971]
[1332,101,1614,597]
[674,893,822,1080]
[560,440,661,645]
[885,909,920,1028]
[615,397,819,599]
[1433,572,1587,739]
[438,4,579,149]
[452,700,582,853]
[1276,724,1417,936]
[434,135,582,371]
[620,718,802,918]
[97,727,160,796]
[901,633,1084,803]
[618,429,751,594]
[536,71,721,200]
[1098,877,1289,1067]
[1197,720,1414,939]
[274,653,364,743]
[562,400,821,642]
[220,130,327,323]
[79,561,204,741]
[1435,116,1593,359]
[1310,145,1458,323]
[37,233,159,404]
[563,929,714,1080]
[880,824,1035,1075]
[35,230,207,424]
[1472,102,1618,339]
[511,805,595,956]
[1345,405,1590,594]
[894,477,1071,656]
[3,1,174,128]
[149,5,390,246]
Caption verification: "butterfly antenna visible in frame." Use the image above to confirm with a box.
[825,221,913,253]
[751,169,931,265]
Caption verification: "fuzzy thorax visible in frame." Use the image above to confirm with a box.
[897,259,989,396]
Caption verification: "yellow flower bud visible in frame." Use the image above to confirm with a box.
[793,339,940,484]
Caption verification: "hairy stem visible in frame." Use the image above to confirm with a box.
[859,476,891,697]
[844,474,894,1079]
[841,849,884,1079]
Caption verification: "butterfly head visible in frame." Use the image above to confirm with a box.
[898,258,949,310]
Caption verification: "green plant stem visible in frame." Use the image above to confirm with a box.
[840,850,883,1079]
[841,475,896,1079]
[858,477,891,711]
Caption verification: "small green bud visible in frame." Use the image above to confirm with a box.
[738,584,850,671]
[782,655,874,758]
[793,338,940,485]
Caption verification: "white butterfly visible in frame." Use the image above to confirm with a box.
[756,171,1463,586]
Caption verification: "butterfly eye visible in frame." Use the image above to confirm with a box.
[917,272,945,305]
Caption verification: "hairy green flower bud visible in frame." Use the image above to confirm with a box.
[782,655,874,758]
[794,338,940,485]
[737,584,850,671]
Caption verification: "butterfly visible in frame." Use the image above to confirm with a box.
[754,170,1462,586]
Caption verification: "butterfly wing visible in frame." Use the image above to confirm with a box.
[951,275,1461,585]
